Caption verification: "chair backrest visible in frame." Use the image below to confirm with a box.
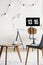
[39,35,43,48]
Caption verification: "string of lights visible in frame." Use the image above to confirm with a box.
[0,0,39,17]
[0,0,11,16]
[0,0,21,17]
[17,0,39,6]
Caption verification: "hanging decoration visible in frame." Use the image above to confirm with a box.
[17,0,39,6]
[0,0,11,16]
[0,0,39,17]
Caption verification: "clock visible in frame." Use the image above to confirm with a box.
[26,17,40,26]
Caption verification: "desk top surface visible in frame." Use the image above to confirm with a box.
[0,44,21,47]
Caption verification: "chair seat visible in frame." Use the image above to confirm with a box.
[26,43,42,49]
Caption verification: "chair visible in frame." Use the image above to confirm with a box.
[27,27,37,44]
[25,35,43,65]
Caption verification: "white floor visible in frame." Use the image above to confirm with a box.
[0,50,43,65]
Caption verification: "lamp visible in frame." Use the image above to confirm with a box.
[11,13,20,20]
[26,17,40,44]
[11,13,24,49]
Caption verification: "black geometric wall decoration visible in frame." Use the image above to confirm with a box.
[26,17,40,26]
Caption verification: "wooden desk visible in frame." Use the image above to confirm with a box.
[0,44,22,65]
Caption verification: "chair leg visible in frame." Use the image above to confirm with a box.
[15,46,22,62]
[25,47,29,65]
[37,49,39,65]
[5,47,8,65]
[42,49,43,58]
[0,46,3,58]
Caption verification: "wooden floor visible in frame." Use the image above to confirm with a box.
[0,48,42,65]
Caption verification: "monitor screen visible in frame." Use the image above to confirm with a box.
[26,17,40,26]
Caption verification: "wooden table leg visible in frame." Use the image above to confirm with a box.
[5,47,7,65]
[37,49,39,65]
[25,47,29,65]
[0,46,3,58]
[42,49,43,58]
[15,46,22,62]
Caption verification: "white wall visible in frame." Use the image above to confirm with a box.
[0,0,43,48]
